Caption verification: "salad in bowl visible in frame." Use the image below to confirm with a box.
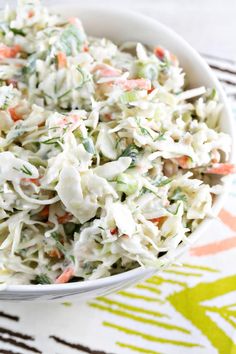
[0,0,234,288]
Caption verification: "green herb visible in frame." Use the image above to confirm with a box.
[58,89,72,100]
[22,53,37,77]
[120,144,140,167]
[10,27,25,36]
[171,187,187,203]
[83,137,95,154]
[51,232,67,255]
[139,186,161,199]
[155,177,172,187]
[155,132,166,141]
[136,118,152,138]
[70,255,75,263]
[42,137,61,145]
[31,274,51,285]
[115,137,124,149]
[173,202,181,215]
[20,165,32,176]
[58,69,86,100]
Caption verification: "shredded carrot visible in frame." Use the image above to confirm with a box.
[117,79,151,91]
[28,10,35,18]
[83,44,89,52]
[57,213,73,224]
[57,52,67,69]
[0,44,21,59]
[22,178,40,186]
[55,267,74,284]
[48,249,62,259]
[149,216,167,226]
[8,107,22,122]
[39,206,49,218]
[148,87,155,94]
[154,46,165,60]
[92,64,121,77]
[174,156,190,169]
[206,163,236,175]
[110,228,118,235]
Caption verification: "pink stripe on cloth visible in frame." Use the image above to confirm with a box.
[190,236,236,256]
[219,209,236,231]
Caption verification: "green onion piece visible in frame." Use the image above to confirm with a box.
[51,232,67,255]
[120,144,140,167]
[171,187,187,202]
[120,91,137,104]
[59,24,85,55]
[42,137,60,145]
[209,88,217,100]
[82,138,95,154]
[155,177,172,187]
[116,173,138,195]
[137,62,158,81]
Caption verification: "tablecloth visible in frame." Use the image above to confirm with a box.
[0,54,235,354]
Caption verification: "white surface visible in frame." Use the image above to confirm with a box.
[44,0,236,60]
[1,0,235,59]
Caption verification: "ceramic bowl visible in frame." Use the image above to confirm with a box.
[1,5,234,301]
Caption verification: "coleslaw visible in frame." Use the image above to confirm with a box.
[0,0,234,285]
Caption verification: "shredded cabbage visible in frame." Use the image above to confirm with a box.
[0,0,233,285]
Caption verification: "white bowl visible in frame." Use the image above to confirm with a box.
[1,6,234,302]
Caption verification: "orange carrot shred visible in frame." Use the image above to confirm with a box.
[9,107,22,122]
[55,267,74,284]
[57,52,67,69]
[28,10,35,18]
[154,46,165,60]
[57,213,73,224]
[0,44,21,59]
[39,206,49,218]
[22,178,40,186]
[110,228,118,235]
[175,156,190,169]
[48,249,62,259]
[206,163,236,175]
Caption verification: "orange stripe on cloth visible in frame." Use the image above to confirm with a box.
[219,209,236,231]
[190,236,236,256]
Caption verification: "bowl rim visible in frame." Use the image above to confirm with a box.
[3,5,235,293]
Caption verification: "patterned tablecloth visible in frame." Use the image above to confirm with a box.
[0,56,235,354]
